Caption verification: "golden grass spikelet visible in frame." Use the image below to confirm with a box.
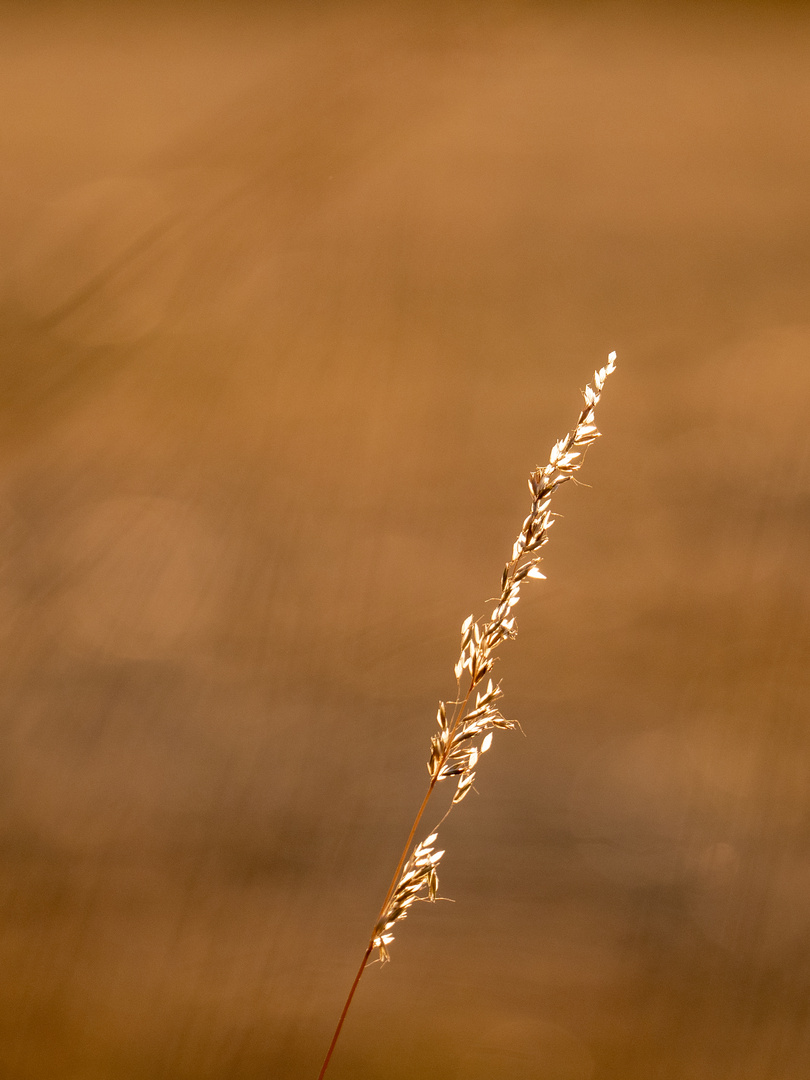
[317,351,617,1080]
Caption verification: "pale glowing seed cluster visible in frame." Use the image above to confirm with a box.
[371,833,444,961]
[372,353,616,961]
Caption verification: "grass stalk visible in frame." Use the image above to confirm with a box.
[317,352,617,1078]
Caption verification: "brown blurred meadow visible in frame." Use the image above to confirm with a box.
[1,2,809,1078]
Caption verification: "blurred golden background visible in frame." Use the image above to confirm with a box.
[1,2,809,1077]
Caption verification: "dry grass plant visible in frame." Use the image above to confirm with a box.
[318,353,617,1079]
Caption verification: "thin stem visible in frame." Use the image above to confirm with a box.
[377,778,436,917]
[316,942,373,1080]
[377,675,477,914]
[315,781,435,1080]
[317,678,478,1079]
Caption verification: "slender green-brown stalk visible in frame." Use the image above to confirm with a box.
[318,353,617,1078]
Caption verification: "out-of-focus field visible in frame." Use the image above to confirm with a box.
[1,2,809,1077]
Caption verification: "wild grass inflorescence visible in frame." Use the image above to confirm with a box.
[318,353,617,1079]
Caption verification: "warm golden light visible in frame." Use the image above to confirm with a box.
[0,4,808,1078]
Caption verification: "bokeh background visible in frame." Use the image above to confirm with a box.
[1,2,809,1077]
